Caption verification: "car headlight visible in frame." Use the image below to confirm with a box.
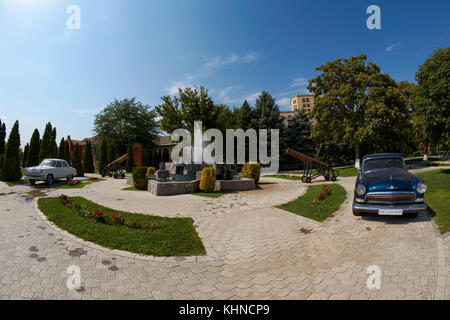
[417,183,427,194]
[356,184,366,196]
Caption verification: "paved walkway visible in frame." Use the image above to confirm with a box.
[0,168,447,300]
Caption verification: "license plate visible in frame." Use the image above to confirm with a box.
[379,209,403,216]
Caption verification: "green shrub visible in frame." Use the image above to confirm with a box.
[147,167,156,176]
[199,167,216,192]
[242,162,261,184]
[133,166,148,190]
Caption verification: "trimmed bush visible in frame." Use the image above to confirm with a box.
[133,166,148,190]
[147,167,156,176]
[199,167,216,192]
[242,162,261,184]
[1,120,22,182]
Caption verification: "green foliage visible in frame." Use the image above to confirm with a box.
[414,47,450,153]
[1,121,22,182]
[252,91,283,131]
[416,169,450,233]
[276,184,346,222]
[83,141,95,173]
[22,143,29,168]
[26,129,40,167]
[72,144,84,177]
[93,98,159,150]
[156,86,223,133]
[57,138,65,160]
[147,167,156,176]
[282,109,315,168]
[132,166,148,190]
[236,100,253,129]
[242,162,261,184]
[125,144,134,172]
[308,54,413,164]
[108,141,118,164]
[98,139,109,172]
[199,167,216,192]
[0,119,6,155]
[39,122,54,162]
[50,128,57,158]
[38,197,205,256]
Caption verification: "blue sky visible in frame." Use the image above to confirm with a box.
[0,0,449,146]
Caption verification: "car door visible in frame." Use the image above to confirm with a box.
[55,161,64,179]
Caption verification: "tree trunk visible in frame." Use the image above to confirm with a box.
[355,142,360,169]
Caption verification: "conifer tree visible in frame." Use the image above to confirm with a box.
[72,144,84,177]
[22,143,30,167]
[125,144,134,172]
[26,129,40,167]
[98,139,108,173]
[83,141,94,173]
[0,119,6,155]
[1,121,21,181]
[57,138,65,159]
[39,122,53,161]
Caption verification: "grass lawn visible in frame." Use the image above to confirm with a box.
[191,191,229,198]
[3,179,29,186]
[265,175,302,181]
[416,169,450,233]
[276,184,347,222]
[38,197,205,256]
[52,178,105,189]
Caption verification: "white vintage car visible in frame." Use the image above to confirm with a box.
[24,159,77,186]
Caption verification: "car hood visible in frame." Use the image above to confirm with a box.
[26,165,52,171]
[362,168,415,192]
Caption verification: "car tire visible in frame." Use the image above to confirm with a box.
[47,174,54,186]
[29,179,36,185]
[353,208,363,216]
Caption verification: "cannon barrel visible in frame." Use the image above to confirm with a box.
[285,148,331,171]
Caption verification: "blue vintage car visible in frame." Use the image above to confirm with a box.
[352,153,428,218]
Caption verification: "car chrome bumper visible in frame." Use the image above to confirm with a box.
[25,175,46,180]
[353,203,427,213]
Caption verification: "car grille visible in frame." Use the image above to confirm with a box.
[366,192,415,204]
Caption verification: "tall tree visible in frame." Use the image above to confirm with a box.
[156,86,223,133]
[94,98,159,153]
[26,129,41,167]
[98,139,108,173]
[39,122,53,161]
[57,138,66,159]
[64,140,70,163]
[83,141,94,173]
[72,144,84,177]
[414,47,450,158]
[50,128,58,158]
[1,121,21,181]
[125,144,134,172]
[308,54,412,167]
[22,143,30,168]
[0,119,6,155]
[236,100,254,129]
[108,141,118,164]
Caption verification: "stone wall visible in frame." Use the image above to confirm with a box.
[215,179,255,192]
[148,179,200,196]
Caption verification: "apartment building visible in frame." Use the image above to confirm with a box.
[280,94,315,125]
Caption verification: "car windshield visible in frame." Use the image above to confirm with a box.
[363,157,405,172]
[40,160,55,167]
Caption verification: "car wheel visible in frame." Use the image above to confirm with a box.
[353,208,363,216]
[29,179,36,185]
[47,175,54,186]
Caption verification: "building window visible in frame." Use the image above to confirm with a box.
[306,98,310,102]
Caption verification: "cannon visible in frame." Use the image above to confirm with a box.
[100,154,128,179]
[285,148,339,183]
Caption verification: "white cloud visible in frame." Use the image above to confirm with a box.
[385,42,402,53]
[290,77,308,88]
[243,92,260,103]
[166,75,195,95]
[202,52,260,72]
[69,109,99,114]
[277,97,291,107]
